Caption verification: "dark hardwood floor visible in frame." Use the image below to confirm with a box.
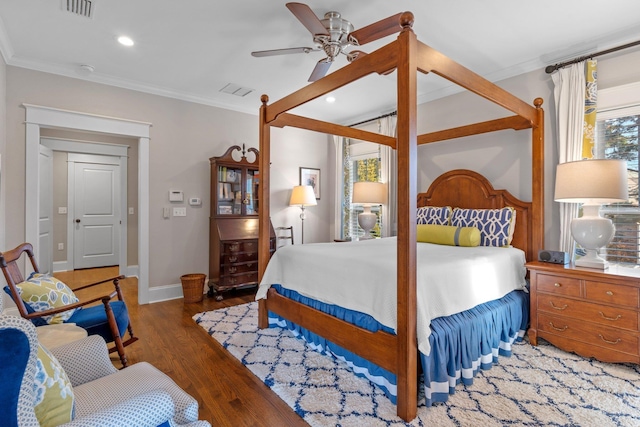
[56,267,308,427]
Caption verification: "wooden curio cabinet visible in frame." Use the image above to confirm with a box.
[209,145,275,300]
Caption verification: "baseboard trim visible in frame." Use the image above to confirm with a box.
[147,282,206,304]
[53,261,70,273]
[126,265,139,278]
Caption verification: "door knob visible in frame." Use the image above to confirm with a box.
[75,219,81,223]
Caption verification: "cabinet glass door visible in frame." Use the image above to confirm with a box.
[217,166,242,215]
[245,169,259,215]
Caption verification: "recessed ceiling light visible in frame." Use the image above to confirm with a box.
[77,64,95,76]
[326,96,336,103]
[118,36,134,47]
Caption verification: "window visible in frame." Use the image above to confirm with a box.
[342,140,383,239]
[596,104,640,265]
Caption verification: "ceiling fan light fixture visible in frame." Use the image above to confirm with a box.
[253,3,404,82]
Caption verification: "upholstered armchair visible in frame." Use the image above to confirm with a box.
[0,294,210,427]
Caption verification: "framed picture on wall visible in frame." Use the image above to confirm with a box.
[300,167,320,200]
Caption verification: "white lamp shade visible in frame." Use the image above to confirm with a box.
[289,185,317,207]
[352,182,387,205]
[555,159,629,204]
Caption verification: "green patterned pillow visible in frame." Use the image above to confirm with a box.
[34,343,75,426]
[16,273,79,324]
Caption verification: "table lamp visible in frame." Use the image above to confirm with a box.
[352,181,387,240]
[554,159,628,269]
[289,185,317,244]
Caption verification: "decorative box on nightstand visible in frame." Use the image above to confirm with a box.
[527,261,640,364]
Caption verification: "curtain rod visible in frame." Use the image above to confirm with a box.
[348,110,397,128]
[545,39,640,74]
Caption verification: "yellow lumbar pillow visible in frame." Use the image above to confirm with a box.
[417,224,481,247]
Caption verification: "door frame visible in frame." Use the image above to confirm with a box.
[40,138,128,272]
[24,104,152,304]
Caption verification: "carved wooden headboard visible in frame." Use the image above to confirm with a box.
[417,169,534,262]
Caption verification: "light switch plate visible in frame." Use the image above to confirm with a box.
[173,207,186,217]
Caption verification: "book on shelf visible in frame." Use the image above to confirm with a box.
[218,183,233,200]
[218,166,227,182]
[218,205,232,214]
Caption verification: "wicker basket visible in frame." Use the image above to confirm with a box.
[180,273,206,303]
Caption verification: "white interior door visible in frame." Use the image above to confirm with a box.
[38,145,53,274]
[73,162,120,269]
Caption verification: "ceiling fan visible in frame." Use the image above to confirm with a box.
[251,2,403,82]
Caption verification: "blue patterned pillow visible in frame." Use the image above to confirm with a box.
[450,207,516,247]
[416,206,452,225]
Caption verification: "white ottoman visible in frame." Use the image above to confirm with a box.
[36,323,88,349]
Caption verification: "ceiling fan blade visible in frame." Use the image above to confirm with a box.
[349,12,403,46]
[251,47,318,57]
[308,58,332,82]
[286,2,329,36]
[347,50,367,63]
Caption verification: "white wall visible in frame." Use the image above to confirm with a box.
[3,66,330,299]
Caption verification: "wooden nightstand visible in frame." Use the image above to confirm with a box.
[527,261,640,364]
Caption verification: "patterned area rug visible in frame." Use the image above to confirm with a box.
[193,302,640,426]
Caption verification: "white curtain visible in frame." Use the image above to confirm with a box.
[332,135,346,239]
[379,116,397,236]
[552,62,586,255]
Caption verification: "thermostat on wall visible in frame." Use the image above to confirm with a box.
[169,190,184,202]
[189,197,202,206]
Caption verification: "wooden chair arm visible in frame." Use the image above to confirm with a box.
[73,275,126,292]
[22,290,118,321]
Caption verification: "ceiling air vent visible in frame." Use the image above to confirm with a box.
[220,83,254,97]
[64,0,95,19]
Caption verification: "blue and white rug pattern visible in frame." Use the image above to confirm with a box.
[194,302,640,426]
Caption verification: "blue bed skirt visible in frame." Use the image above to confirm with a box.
[267,284,529,406]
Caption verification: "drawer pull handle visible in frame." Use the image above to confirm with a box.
[229,267,237,274]
[549,322,568,332]
[554,282,561,287]
[598,334,621,345]
[598,311,622,321]
[605,291,614,296]
[229,256,238,263]
[549,301,567,310]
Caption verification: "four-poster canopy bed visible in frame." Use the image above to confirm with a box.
[257,11,544,421]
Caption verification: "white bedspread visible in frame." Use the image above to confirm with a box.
[256,237,527,355]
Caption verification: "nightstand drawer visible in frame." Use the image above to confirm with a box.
[585,280,639,308]
[537,294,639,331]
[536,273,581,297]
[539,312,639,356]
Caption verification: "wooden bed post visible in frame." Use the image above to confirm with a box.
[395,12,418,422]
[258,94,271,329]
[532,98,545,253]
